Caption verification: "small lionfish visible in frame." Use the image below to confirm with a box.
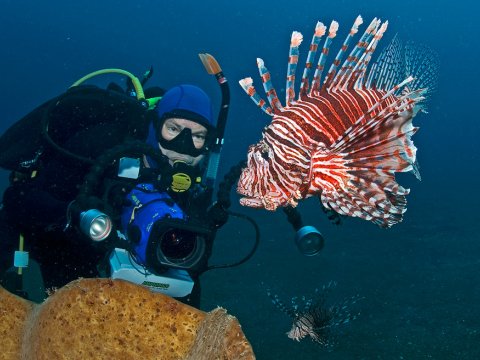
[267,282,361,348]
[238,16,438,227]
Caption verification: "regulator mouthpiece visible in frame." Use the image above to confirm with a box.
[79,209,112,241]
[294,225,324,256]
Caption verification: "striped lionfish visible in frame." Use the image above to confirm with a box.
[238,16,438,227]
[267,282,361,348]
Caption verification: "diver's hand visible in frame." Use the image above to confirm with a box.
[321,205,342,225]
[207,202,229,229]
[75,194,104,211]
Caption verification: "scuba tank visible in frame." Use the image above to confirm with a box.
[0,69,161,171]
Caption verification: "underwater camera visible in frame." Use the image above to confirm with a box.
[109,183,212,297]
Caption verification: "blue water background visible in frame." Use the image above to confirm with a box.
[0,0,479,358]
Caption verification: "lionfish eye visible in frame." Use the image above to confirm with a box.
[256,140,270,160]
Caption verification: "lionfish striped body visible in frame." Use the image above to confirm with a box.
[238,16,438,227]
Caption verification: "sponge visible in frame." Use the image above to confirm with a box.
[0,278,255,359]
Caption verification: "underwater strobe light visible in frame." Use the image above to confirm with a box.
[294,225,325,256]
[79,209,113,241]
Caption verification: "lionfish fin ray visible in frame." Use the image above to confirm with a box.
[310,20,339,95]
[365,37,438,115]
[286,31,303,106]
[310,80,422,227]
[257,58,284,112]
[365,34,405,91]
[299,21,327,98]
[239,76,274,116]
[404,42,439,113]
[326,15,363,90]
[333,18,380,89]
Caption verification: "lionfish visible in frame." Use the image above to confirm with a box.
[267,282,361,348]
[238,16,438,227]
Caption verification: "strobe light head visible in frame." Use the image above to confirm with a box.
[79,209,113,241]
[294,225,324,256]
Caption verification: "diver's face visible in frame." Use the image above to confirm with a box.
[159,118,208,166]
[161,118,208,149]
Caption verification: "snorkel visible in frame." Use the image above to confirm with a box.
[198,53,230,192]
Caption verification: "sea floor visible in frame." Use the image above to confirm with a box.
[201,195,480,360]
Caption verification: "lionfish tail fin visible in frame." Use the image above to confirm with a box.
[310,79,422,227]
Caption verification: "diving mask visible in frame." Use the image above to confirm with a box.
[158,126,209,158]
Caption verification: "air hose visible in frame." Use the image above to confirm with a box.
[70,68,146,102]
[203,160,261,271]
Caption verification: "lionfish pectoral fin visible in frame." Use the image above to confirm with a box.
[412,159,421,181]
[310,96,420,228]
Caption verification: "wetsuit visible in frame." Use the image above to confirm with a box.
[0,86,214,306]
[0,91,150,285]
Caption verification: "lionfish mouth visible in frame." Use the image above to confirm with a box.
[239,195,282,211]
[239,196,265,208]
[237,178,286,210]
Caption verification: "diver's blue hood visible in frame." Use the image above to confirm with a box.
[156,84,214,129]
[146,84,214,166]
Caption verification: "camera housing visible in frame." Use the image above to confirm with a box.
[120,183,212,274]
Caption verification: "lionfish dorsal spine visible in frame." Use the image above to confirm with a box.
[238,76,274,116]
[370,75,414,112]
[309,20,339,95]
[333,17,380,90]
[299,21,327,98]
[285,31,303,106]
[353,21,389,88]
[336,19,384,90]
[323,15,363,90]
[379,35,402,90]
[257,58,284,112]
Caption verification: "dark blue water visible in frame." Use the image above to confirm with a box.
[0,0,478,358]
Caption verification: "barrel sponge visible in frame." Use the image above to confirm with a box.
[0,278,255,359]
[0,284,35,360]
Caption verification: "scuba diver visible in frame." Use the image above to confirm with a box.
[0,55,330,308]
[0,57,244,307]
